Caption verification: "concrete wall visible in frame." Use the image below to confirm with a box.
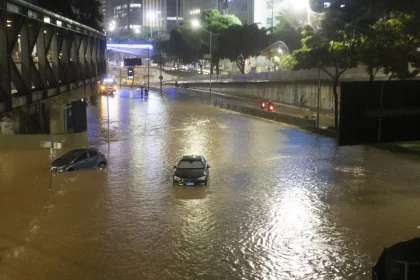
[191,81,339,113]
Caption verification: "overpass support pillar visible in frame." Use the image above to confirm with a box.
[49,104,66,135]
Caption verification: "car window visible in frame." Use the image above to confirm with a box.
[76,152,88,161]
[61,151,79,162]
[89,150,98,157]
[178,160,204,169]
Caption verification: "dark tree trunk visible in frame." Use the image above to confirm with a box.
[333,79,339,129]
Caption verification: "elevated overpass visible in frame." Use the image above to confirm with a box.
[0,0,106,115]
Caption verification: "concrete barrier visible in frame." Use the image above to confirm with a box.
[207,98,316,127]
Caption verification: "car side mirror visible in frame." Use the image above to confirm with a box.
[207,165,210,169]
[173,166,177,169]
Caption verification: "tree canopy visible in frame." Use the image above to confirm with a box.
[359,12,420,80]
[220,24,270,73]
[37,0,103,31]
[290,21,359,128]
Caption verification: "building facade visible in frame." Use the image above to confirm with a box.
[104,0,144,31]
[104,0,183,32]
[183,0,223,22]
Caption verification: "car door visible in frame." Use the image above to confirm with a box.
[72,152,89,170]
[87,150,99,168]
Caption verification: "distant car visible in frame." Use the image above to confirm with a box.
[99,78,118,95]
[50,148,107,172]
[173,155,210,186]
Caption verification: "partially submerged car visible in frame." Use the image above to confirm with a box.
[50,148,107,172]
[173,155,210,186]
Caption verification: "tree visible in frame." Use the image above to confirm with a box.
[165,25,200,70]
[220,24,270,73]
[359,12,420,81]
[290,22,359,129]
[72,0,103,31]
[37,0,103,31]
[271,15,303,52]
[200,10,241,74]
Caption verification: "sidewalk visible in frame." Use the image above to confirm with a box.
[187,87,336,128]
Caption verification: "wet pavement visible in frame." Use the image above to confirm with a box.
[1,88,420,279]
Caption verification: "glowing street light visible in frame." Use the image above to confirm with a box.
[290,0,309,11]
[191,19,200,28]
[109,20,116,31]
[147,11,156,20]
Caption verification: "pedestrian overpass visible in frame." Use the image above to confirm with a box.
[0,0,106,116]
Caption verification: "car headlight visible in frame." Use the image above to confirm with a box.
[101,86,105,90]
[198,176,206,180]
[174,176,181,181]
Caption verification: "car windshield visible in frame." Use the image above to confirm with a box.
[103,78,115,85]
[178,160,204,169]
[60,151,80,162]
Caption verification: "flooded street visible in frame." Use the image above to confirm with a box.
[1,88,420,279]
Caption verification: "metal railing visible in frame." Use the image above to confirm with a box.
[170,66,407,84]
[0,0,107,114]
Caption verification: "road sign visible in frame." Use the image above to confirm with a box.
[203,54,211,59]
[128,67,134,79]
[339,80,420,146]
[124,58,142,66]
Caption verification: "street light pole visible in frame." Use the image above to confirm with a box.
[209,30,212,104]
[107,91,110,145]
[317,67,321,128]
[148,45,150,91]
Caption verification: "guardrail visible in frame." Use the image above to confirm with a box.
[168,66,407,84]
[0,0,107,114]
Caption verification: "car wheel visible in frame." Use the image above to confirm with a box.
[98,162,107,169]
[67,168,75,172]
[204,180,208,186]
[173,180,176,185]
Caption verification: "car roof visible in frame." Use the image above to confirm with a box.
[67,148,98,154]
[180,155,204,161]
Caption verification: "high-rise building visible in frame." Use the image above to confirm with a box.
[183,0,223,22]
[165,0,183,30]
[104,0,184,33]
[105,0,143,32]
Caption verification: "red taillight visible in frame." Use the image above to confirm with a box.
[269,105,274,111]
[261,103,266,107]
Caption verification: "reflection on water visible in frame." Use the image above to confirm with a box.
[1,90,420,279]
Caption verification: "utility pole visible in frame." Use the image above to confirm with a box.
[317,67,321,128]
[209,30,212,104]
[147,45,150,91]
[176,0,179,24]
[160,52,163,96]
[271,0,274,30]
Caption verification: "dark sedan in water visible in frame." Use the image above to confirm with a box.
[173,155,210,186]
[50,148,107,172]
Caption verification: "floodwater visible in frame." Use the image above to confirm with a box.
[0,88,420,280]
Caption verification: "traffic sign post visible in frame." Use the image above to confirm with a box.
[41,140,62,189]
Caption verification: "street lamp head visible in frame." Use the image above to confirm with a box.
[191,19,200,28]
[290,0,309,11]
[148,11,156,20]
